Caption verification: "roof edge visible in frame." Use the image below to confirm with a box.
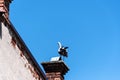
[9,21,47,80]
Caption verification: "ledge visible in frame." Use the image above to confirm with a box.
[41,60,69,75]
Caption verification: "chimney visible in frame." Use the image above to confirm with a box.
[0,0,12,22]
[41,57,69,80]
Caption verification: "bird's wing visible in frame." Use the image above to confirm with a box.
[64,47,68,49]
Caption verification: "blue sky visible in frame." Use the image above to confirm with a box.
[10,0,120,80]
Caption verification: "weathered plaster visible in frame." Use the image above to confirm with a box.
[0,22,45,80]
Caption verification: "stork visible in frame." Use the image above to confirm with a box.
[58,42,68,58]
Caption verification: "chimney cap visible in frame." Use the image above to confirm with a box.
[41,61,69,75]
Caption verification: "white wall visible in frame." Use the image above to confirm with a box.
[0,22,43,80]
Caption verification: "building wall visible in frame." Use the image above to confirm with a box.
[0,22,45,80]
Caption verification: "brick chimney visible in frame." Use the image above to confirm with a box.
[0,0,12,22]
[41,57,69,80]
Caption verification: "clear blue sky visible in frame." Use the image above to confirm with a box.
[10,0,120,80]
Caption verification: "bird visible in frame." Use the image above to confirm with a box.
[58,42,68,57]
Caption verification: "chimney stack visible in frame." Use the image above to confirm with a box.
[0,0,12,22]
[41,57,69,80]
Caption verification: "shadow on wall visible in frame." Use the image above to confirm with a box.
[0,22,2,39]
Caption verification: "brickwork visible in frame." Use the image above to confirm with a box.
[42,61,69,80]
[46,72,63,80]
[0,0,12,24]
